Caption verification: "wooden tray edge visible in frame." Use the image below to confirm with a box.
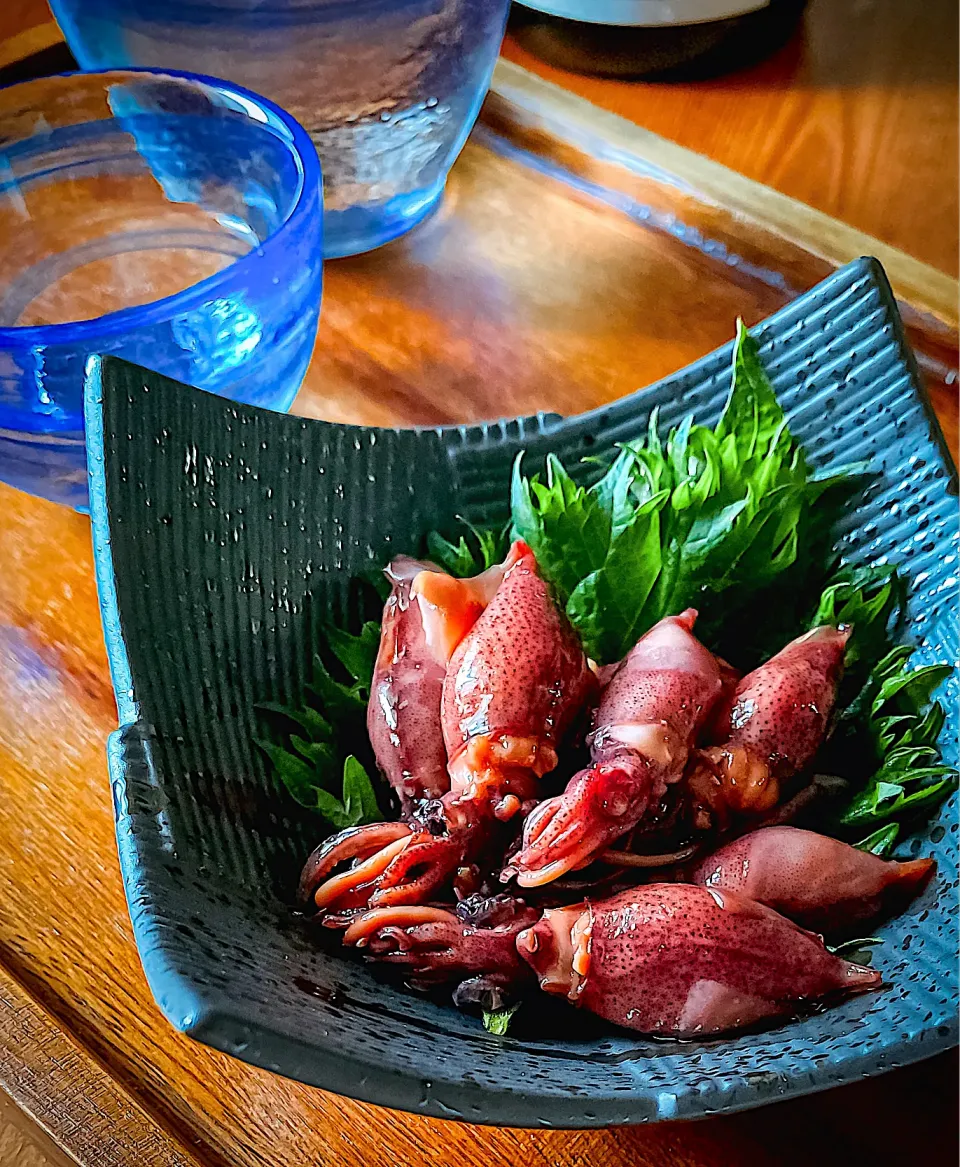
[0,19,63,72]
[491,59,959,330]
[12,32,957,327]
[0,961,208,1167]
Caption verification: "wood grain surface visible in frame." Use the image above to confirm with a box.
[0,3,957,1165]
[5,0,958,278]
[0,1093,74,1167]
[293,63,957,458]
[503,0,960,279]
[0,0,61,71]
[0,488,957,1167]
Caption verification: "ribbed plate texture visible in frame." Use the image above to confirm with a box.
[86,257,958,1126]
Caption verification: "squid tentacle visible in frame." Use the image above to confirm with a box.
[509,609,724,887]
[302,541,594,919]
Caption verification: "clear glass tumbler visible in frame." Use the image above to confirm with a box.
[50,0,511,259]
[0,69,323,508]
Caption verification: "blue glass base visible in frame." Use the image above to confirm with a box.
[0,429,89,510]
[322,180,446,259]
[0,70,322,510]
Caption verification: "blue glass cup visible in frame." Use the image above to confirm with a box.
[0,69,323,508]
[50,0,511,258]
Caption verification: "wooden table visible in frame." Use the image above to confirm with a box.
[0,4,957,1166]
[503,0,960,279]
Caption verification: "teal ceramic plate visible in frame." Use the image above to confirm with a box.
[85,257,958,1126]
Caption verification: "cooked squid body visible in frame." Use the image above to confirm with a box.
[516,883,880,1036]
[302,541,594,916]
[441,540,595,806]
[509,610,724,887]
[688,825,935,936]
[686,625,850,831]
[367,554,508,809]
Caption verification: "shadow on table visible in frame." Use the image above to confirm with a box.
[609,1049,958,1167]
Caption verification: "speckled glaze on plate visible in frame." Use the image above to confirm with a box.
[84,257,958,1127]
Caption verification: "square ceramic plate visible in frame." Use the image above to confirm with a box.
[85,257,958,1127]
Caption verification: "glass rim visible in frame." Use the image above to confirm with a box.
[0,66,322,348]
